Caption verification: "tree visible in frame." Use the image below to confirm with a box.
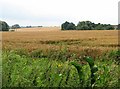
[76,21,94,30]
[61,21,115,30]
[61,21,76,30]
[11,24,20,29]
[66,23,76,30]
[61,21,70,30]
[94,24,104,30]
[105,24,114,30]
[95,24,114,30]
[0,21,9,31]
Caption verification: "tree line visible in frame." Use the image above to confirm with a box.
[61,21,115,30]
[0,20,43,31]
[0,20,118,31]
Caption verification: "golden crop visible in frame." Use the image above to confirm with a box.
[2,27,119,53]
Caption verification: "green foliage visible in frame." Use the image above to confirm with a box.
[61,21,76,30]
[84,57,94,67]
[3,51,79,87]
[61,21,115,30]
[108,50,120,64]
[95,59,119,87]
[84,57,98,87]
[70,62,84,86]
[2,49,119,87]
[0,20,9,31]
[115,50,120,64]
[76,21,115,30]
[61,21,69,30]
[71,57,98,87]
[95,24,114,30]
[76,21,94,30]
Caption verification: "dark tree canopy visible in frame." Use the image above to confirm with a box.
[76,21,93,30]
[0,21,9,31]
[11,24,20,29]
[66,23,76,30]
[61,21,70,30]
[61,21,115,30]
[61,21,76,30]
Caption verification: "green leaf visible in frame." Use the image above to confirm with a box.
[85,57,94,67]
[91,66,98,73]
[70,61,84,85]
[70,62,82,73]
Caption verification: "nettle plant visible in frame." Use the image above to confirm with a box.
[71,56,98,87]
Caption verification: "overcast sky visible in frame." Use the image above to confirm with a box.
[0,0,119,26]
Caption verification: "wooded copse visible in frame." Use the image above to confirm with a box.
[61,21,115,30]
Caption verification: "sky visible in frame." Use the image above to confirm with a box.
[0,0,119,26]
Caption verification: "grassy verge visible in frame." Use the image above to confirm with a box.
[2,48,120,87]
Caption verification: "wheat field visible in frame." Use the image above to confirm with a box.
[2,27,119,52]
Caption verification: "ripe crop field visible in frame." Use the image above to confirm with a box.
[2,27,119,51]
[2,27,120,88]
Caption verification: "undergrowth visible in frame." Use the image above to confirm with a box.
[2,49,120,88]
